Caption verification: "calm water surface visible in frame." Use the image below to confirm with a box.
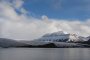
[0,48,90,60]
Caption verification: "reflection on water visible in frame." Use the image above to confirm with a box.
[0,48,90,60]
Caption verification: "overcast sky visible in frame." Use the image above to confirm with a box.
[0,0,90,40]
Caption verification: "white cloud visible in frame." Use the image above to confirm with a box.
[0,0,90,40]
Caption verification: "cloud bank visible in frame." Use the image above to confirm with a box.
[0,0,90,40]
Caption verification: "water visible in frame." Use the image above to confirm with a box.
[0,48,90,60]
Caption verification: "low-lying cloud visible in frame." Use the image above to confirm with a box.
[0,0,90,40]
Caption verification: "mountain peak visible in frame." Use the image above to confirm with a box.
[42,31,67,37]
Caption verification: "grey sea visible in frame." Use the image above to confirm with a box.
[0,48,90,60]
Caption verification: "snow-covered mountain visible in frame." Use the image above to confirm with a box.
[36,31,87,42]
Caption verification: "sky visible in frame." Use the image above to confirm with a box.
[0,0,90,40]
[23,0,90,20]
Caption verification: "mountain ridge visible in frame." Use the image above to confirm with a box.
[0,31,90,48]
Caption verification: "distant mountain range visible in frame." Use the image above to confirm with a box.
[0,31,90,48]
[0,38,29,48]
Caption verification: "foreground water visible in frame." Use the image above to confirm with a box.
[0,48,90,60]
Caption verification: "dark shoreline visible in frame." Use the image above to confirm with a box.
[1,43,90,48]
